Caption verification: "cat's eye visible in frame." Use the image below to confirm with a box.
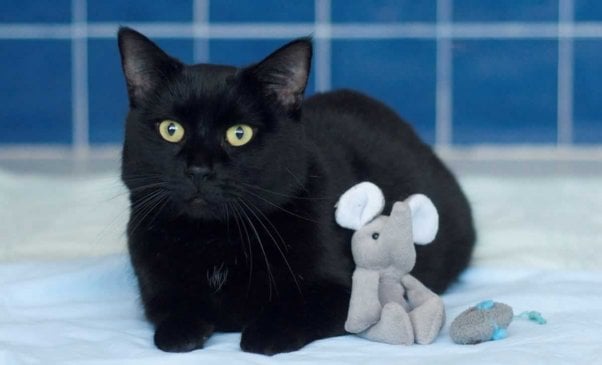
[372,233,380,240]
[158,120,185,143]
[226,124,254,147]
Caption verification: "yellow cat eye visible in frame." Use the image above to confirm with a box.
[158,120,185,143]
[226,124,254,147]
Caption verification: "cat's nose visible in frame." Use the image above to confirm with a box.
[186,165,213,183]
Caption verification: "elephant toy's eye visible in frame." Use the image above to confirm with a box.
[372,233,380,240]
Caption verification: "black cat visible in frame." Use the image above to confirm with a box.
[118,27,475,355]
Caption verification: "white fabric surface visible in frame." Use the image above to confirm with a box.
[1,255,601,364]
[1,168,602,364]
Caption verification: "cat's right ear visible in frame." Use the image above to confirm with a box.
[241,38,312,116]
[117,27,183,107]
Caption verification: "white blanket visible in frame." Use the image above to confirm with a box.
[1,169,602,364]
[1,255,601,364]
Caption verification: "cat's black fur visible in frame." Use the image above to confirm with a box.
[118,27,475,355]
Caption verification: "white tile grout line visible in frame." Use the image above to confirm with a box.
[314,0,331,92]
[557,0,575,146]
[193,0,210,63]
[71,0,89,159]
[435,0,453,147]
[5,22,602,39]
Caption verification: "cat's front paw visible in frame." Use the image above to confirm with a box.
[240,319,308,355]
[154,317,214,353]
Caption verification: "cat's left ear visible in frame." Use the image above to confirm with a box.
[244,38,312,114]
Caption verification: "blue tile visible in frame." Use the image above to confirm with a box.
[332,0,435,23]
[453,40,558,144]
[453,0,558,22]
[0,40,71,144]
[574,40,602,144]
[88,0,192,22]
[0,0,70,22]
[575,0,602,21]
[331,40,436,144]
[210,39,315,95]
[89,38,193,144]
[210,0,313,22]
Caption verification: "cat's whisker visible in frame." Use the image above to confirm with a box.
[128,181,169,192]
[91,183,162,241]
[135,191,168,216]
[284,167,309,193]
[130,189,165,211]
[128,190,169,234]
[91,203,132,249]
[241,198,289,252]
[128,194,164,232]
[223,203,231,242]
[106,181,169,202]
[240,182,332,201]
[236,198,277,301]
[236,186,321,224]
[127,194,170,239]
[148,194,171,226]
[130,195,168,234]
[120,175,167,186]
[239,198,302,296]
[227,202,245,260]
[229,202,253,292]
[126,192,163,230]
[229,203,248,260]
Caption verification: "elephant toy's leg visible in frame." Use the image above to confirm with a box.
[401,275,446,344]
[360,303,414,345]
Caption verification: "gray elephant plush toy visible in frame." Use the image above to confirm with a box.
[335,182,446,345]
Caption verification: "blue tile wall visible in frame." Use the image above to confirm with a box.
[2,0,602,148]
[88,0,192,22]
[210,39,296,66]
[573,40,602,144]
[331,0,436,23]
[211,0,314,23]
[0,40,72,144]
[575,0,602,21]
[0,0,71,23]
[453,0,558,22]
[453,40,558,144]
[88,39,126,144]
[331,39,436,143]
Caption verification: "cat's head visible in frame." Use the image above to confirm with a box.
[118,28,312,221]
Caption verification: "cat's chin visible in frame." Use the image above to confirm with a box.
[184,208,220,220]
[182,197,224,221]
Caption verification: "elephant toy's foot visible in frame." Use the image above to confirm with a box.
[360,303,414,345]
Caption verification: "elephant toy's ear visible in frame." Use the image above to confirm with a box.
[335,182,385,230]
[407,194,439,244]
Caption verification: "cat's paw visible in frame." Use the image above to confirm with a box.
[240,320,308,355]
[154,318,214,353]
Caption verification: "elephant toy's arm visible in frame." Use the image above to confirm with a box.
[401,274,438,308]
[345,268,382,333]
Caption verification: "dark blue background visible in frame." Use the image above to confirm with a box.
[1,0,601,146]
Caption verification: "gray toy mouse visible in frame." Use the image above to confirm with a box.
[335,182,446,345]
